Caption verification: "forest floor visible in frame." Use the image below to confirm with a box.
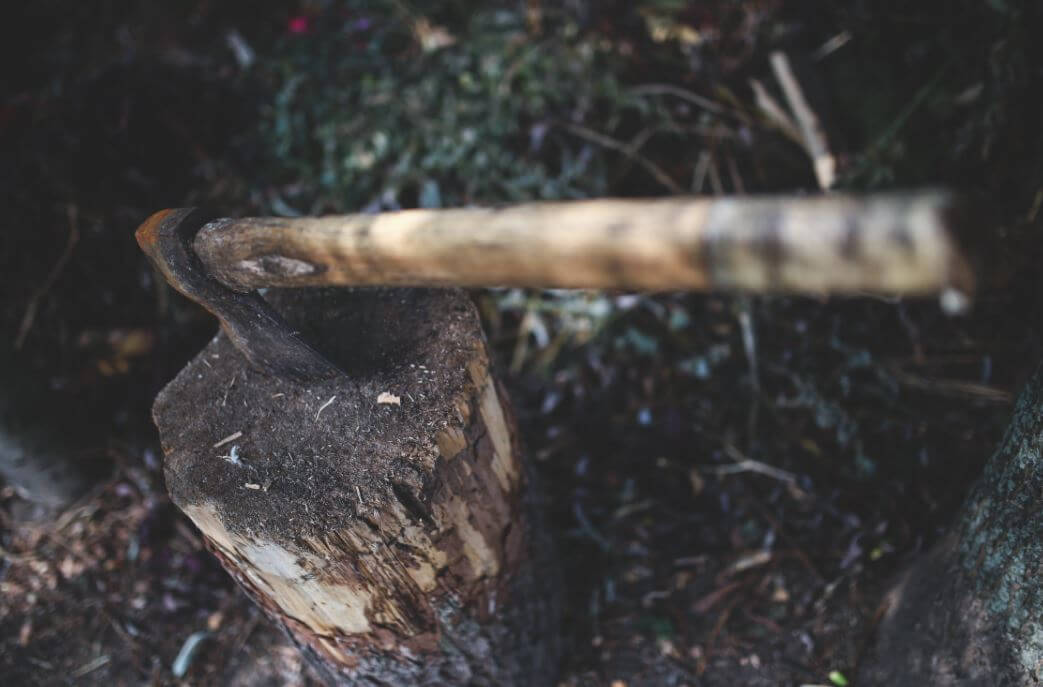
[1,1,1041,685]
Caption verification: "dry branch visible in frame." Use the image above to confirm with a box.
[770,52,836,190]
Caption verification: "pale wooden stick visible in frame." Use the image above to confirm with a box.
[750,78,803,146]
[194,192,973,301]
[770,51,836,190]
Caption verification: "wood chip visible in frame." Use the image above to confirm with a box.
[315,395,336,421]
[377,391,401,405]
[70,655,110,679]
[688,467,705,496]
[171,631,210,678]
[213,431,242,448]
[244,483,261,490]
[724,550,773,577]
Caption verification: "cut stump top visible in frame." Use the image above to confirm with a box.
[153,287,486,545]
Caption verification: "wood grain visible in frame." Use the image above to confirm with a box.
[194,193,974,299]
[153,288,562,685]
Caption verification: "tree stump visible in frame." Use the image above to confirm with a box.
[152,287,561,685]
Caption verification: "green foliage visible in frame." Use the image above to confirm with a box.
[259,3,653,213]
[828,669,850,687]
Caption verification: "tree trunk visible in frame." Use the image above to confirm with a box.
[151,287,561,685]
[859,364,1043,685]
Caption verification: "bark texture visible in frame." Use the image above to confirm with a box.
[152,287,561,685]
[860,364,1043,685]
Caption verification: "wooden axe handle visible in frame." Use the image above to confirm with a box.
[193,192,973,301]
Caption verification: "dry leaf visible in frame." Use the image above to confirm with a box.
[688,467,705,496]
[59,556,85,579]
[414,18,455,52]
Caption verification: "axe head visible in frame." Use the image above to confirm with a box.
[136,208,340,382]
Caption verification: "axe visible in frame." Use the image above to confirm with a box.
[136,192,973,381]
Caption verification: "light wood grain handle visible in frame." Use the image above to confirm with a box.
[194,192,974,299]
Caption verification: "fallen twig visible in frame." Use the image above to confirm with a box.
[627,83,727,116]
[213,431,243,448]
[14,204,80,349]
[705,444,797,484]
[749,78,803,145]
[70,654,110,679]
[887,366,1012,403]
[315,395,337,420]
[770,52,835,190]
[559,120,684,194]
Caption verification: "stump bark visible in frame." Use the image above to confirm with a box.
[152,287,561,685]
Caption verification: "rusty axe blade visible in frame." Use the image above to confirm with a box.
[136,208,340,381]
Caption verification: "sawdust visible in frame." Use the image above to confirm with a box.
[153,287,481,545]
